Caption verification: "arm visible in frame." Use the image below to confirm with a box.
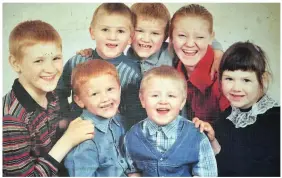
[192,136,218,177]
[3,116,59,176]
[76,48,93,57]
[210,39,224,80]
[192,117,221,155]
[64,141,98,176]
[3,116,94,177]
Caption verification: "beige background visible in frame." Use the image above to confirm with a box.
[2,3,280,104]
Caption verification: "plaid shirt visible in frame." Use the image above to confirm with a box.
[142,116,218,176]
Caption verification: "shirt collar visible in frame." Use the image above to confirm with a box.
[127,42,168,65]
[145,116,180,138]
[92,49,124,66]
[177,45,214,93]
[81,109,120,133]
[12,78,57,112]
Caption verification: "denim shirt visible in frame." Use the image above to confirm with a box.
[64,109,136,176]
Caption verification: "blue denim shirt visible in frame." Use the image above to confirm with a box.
[64,109,136,176]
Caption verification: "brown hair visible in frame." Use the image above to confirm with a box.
[169,4,213,40]
[140,65,187,98]
[71,59,120,95]
[9,20,62,61]
[131,3,171,40]
[90,3,135,31]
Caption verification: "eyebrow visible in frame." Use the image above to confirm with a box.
[97,24,129,29]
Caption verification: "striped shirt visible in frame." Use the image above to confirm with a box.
[3,79,61,176]
[56,49,146,130]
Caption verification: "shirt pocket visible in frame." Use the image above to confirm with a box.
[164,164,185,176]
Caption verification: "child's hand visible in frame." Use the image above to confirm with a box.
[76,48,93,57]
[210,49,223,80]
[192,117,215,141]
[64,117,95,147]
[128,173,141,177]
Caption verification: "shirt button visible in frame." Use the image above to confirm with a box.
[160,158,163,161]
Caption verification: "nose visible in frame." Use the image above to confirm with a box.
[108,30,117,40]
[159,95,168,105]
[185,37,195,47]
[44,60,57,73]
[232,80,242,92]
[141,32,150,42]
[101,91,110,102]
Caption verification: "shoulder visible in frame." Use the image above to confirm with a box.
[126,120,143,137]
[120,56,141,74]
[179,117,205,138]
[64,53,93,69]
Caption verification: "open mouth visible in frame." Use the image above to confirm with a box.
[230,93,245,101]
[41,75,56,81]
[139,43,152,49]
[106,43,118,48]
[182,49,198,56]
[100,103,114,109]
[156,108,170,115]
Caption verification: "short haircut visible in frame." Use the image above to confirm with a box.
[140,65,187,98]
[71,59,120,95]
[169,4,213,39]
[90,3,135,31]
[9,20,62,61]
[219,41,271,89]
[131,3,171,39]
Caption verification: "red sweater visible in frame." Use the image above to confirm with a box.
[177,45,229,123]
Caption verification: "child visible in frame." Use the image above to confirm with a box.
[194,41,280,176]
[79,3,224,77]
[125,66,217,177]
[169,4,230,123]
[56,3,145,130]
[3,20,94,176]
[64,60,139,176]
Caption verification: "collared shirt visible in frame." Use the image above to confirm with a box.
[177,45,230,123]
[64,109,136,176]
[135,115,217,176]
[142,117,180,153]
[127,42,173,74]
[3,79,61,176]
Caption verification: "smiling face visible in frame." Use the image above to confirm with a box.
[132,17,167,60]
[14,42,63,95]
[74,74,121,119]
[221,70,263,109]
[172,16,214,70]
[140,77,186,126]
[90,14,133,59]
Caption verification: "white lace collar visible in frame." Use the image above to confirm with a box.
[226,94,279,128]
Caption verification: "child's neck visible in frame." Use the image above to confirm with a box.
[18,78,48,109]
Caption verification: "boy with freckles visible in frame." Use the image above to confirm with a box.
[125,66,217,177]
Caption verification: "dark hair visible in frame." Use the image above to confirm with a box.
[219,41,270,88]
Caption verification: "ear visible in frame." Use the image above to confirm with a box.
[180,97,186,110]
[74,94,85,108]
[262,72,269,92]
[9,55,21,73]
[139,92,146,108]
[210,31,215,45]
[89,27,95,40]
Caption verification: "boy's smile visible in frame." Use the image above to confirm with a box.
[132,17,166,60]
[140,78,186,126]
[90,14,132,60]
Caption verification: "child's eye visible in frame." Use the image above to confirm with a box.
[152,32,160,35]
[118,30,125,33]
[178,34,186,38]
[53,57,62,61]
[101,28,108,32]
[151,94,158,97]
[135,29,143,33]
[225,77,233,81]
[92,92,98,96]
[34,59,43,63]
[108,87,114,91]
[196,36,204,39]
[243,79,251,83]
[168,94,176,98]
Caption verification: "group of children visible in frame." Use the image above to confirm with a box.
[3,2,280,177]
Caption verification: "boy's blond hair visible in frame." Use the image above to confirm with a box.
[71,59,120,95]
[9,20,62,61]
[169,4,213,39]
[131,3,171,40]
[90,3,135,31]
[140,65,187,98]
